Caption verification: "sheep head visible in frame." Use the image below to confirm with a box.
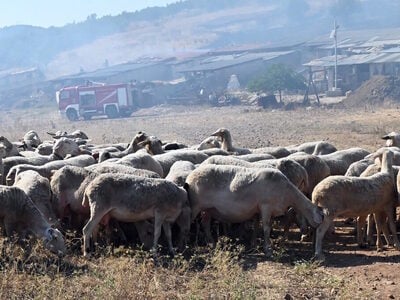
[43,228,66,256]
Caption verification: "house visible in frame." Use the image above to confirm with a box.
[174,50,301,95]
[303,27,400,93]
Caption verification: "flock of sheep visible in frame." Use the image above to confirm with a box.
[0,128,400,261]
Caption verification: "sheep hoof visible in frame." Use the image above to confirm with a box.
[376,247,384,252]
[83,251,91,259]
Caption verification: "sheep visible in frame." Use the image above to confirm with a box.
[98,131,149,162]
[287,154,331,197]
[250,146,291,158]
[0,185,66,256]
[22,130,42,150]
[153,149,209,177]
[116,151,164,177]
[47,129,89,140]
[202,156,310,240]
[165,161,196,186]
[202,155,309,193]
[51,164,160,246]
[35,142,55,155]
[232,153,275,162]
[184,164,323,256]
[318,147,370,175]
[210,128,252,155]
[82,174,191,256]
[382,132,400,147]
[345,158,374,177]
[0,136,20,157]
[196,136,221,150]
[344,147,400,177]
[6,154,96,185]
[312,150,400,261]
[286,141,337,155]
[13,170,57,225]
[201,148,230,157]
[138,136,164,155]
[86,162,160,178]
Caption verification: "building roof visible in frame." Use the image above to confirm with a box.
[175,51,295,73]
[307,27,400,50]
[53,58,174,81]
[304,52,400,67]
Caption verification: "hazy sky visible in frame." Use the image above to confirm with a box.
[0,0,177,28]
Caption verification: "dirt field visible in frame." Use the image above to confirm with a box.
[1,104,400,298]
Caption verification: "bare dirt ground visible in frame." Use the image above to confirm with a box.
[2,103,400,298]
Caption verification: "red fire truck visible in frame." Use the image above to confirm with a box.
[56,82,136,121]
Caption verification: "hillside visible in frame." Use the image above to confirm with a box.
[0,0,399,79]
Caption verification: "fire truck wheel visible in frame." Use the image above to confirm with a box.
[66,109,78,121]
[105,106,119,119]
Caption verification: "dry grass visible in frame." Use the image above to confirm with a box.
[2,104,400,298]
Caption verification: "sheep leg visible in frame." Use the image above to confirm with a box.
[260,204,273,257]
[384,205,400,250]
[366,214,375,246]
[82,212,105,257]
[162,222,175,256]
[373,212,385,251]
[3,220,16,238]
[380,220,391,246]
[250,215,260,248]
[152,211,164,254]
[356,215,367,248]
[201,212,215,247]
[314,215,333,262]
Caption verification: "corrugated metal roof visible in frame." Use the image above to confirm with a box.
[54,58,173,81]
[304,52,400,67]
[176,51,294,73]
[383,47,400,53]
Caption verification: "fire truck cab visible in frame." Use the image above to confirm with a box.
[56,83,135,121]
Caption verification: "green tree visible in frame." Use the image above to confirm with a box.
[248,64,306,102]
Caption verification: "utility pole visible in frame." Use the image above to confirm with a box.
[330,20,339,91]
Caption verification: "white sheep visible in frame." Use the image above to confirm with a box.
[318,147,370,175]
[153,149,209,177]
[13,170,57,225]
[116,151,164,177]
[312,150,400,261]
[185,164,323,256]
[344,158,374,176]
[250,146,291,158]
[22,130,42,150]
[97,131,149,162]
[210,128,252,155]
[6,154,96,185]
[382,132,400,147]
[196,136,221,150]
[165,161,196,187]
[0,136,20,157]
[286,141,337,155]
[51,164,159,248]
[82,174,191,256]
[0,185,66,256]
